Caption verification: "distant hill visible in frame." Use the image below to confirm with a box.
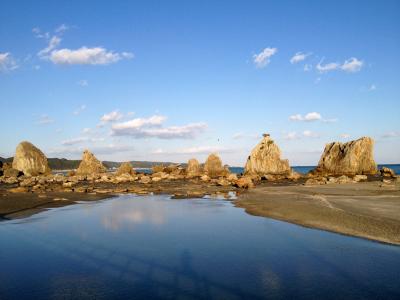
[1,157,181,170]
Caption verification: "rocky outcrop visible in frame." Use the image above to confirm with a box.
[244,134,290,176]
[76,150,107,175]
[115,162,135,176]
[313,137,377,176]
[204,154,228,178]
[186,158,201,177]
[380,167,396,178]
[12,141,51,176]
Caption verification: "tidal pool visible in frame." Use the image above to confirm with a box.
[0,195,399,299]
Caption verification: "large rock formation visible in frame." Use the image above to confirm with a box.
[76,150,107,175]
[313,137,377,175]
[115,162,135,176]
[204,153,228,177]
[186,158,201,177]
[12,141,51,176]
[244,134,290,175]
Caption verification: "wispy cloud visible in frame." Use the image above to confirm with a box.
[381,131,400,138]
[289,112,321,122]
[36,114,54,125]
[73,104,86,115]
[290,52,311,64]
[289,112,337,123]
[100,110,124,123]
[48,144,131,156]
[152,146,234,155]
[283,130,320,140]
[78,79,88,87]
[49,47,134,65]
[340,133,350,139]
[0,52,18,72]
[316,57,363,73]
[61,136,105,145]
[111,115,207,139]
[253,47,277,68]
[341,57,363,72]
[232,132,260,140]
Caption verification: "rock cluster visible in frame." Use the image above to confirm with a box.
[115,162,135,176]
[313,137,377,176]
[76,150,107,175]
[244,134,290,176]
[12,141,51,176]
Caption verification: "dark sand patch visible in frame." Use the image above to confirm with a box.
[235,181,400,245]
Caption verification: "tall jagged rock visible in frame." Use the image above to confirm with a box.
[244,134,290,175]
[186,158,201,177]
[313,137,377,175]
[204,153,228,177]
[76,150,106,175]
[115,162,135,176]
[12,141,51,176]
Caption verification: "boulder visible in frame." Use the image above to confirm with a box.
[186,158,201,177]
[12,141,51,176]
[204,153,227,178]
[380,167,396,178]
[235,176,254,189]
[353,174,368,182]
[337,175,354,184]
[313,137,377,176]
[115,162,135,176]
[305,177,327,185]
[76,150,107,175]
[244,134,290,176]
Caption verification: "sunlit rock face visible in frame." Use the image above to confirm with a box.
[244,134,290,176]
[186,158,201,177]
[76,150,106,175]
[116,162,135,176]
[314,137,377,175]
[203,154,228,178]
[12,141,51,176]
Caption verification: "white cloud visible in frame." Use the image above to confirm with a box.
[36,114,54,125]
[78,79,88,87]
[289,112,322,122]
[82,128,91,134]
[73,105,86,115]
[341,57,363,72]
[340,133,350,139]
[49,47,134,65]
[111,115,207,139]
[316,57,363,73]
[321,118,338,123]
[290,52,311,64]
[316,60,340,73]
[100,110,124,122]
[253,47,277,68]
[0,52,18,72]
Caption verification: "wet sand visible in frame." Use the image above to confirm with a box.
[235,181,400,245]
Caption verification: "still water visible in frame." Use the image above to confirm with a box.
[0,195,399,299]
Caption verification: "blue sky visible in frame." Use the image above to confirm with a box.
[1,0,399,166]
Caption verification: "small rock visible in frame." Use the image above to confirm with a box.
[9,187,29,193]
[353,174,368,182]
[380,167,396,178]
[235,177,254,189]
